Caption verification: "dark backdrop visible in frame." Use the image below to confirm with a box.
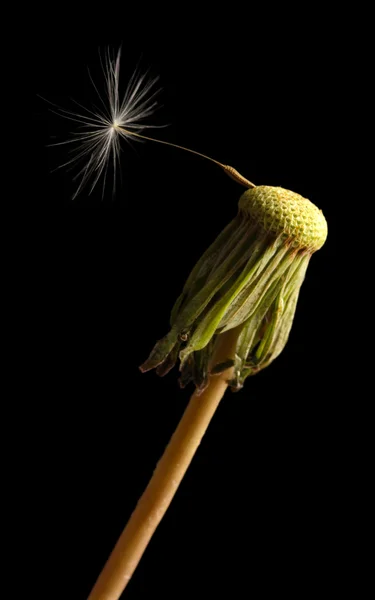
[31,13,348,600]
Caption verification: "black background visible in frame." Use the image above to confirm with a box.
[31,10,353,600]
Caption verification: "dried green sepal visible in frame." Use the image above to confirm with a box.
[140,186,327,393]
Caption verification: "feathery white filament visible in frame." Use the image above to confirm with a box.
[50,48,162,199]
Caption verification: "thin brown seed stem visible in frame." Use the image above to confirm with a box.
[87,327,241,600]
[117,127,256,189]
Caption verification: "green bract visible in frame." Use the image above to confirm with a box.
[141,186,327,393]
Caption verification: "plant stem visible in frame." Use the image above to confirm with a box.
[87,327,240,600]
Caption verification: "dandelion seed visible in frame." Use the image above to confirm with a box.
[48,47,256,200]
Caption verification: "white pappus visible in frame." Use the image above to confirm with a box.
[49,48,163,199]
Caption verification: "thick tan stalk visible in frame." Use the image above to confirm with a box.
[87,327,240,600]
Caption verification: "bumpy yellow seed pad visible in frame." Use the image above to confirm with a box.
[239,186,327,251]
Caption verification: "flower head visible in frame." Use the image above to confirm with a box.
[140,186,327,393]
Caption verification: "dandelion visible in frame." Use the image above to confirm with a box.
[57,49,328,600]
[140,186,327,392]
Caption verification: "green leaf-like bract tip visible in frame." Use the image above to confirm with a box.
[140,186,327,393]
